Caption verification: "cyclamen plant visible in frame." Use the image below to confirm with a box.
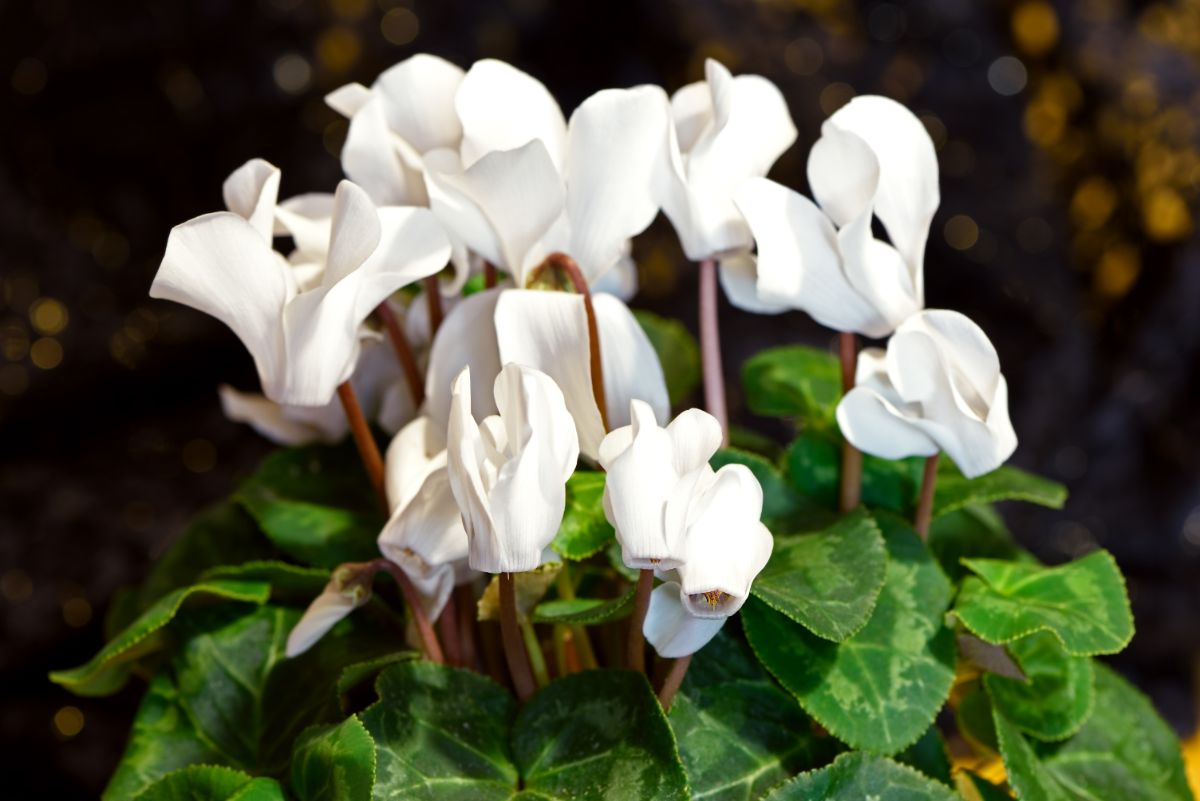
[52,53,1190,801]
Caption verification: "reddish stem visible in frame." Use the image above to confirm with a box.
[915,453,940,541]
[336,382,387,511]
[371,560,445,664]
[698,258,728,445]
[423,276,443,337]
[484,261,498,289]
[438,587,462,667]
[839,332,863,512]
[375,302,424,409]
[500,572,536,701]
[627,569,654,672]
[456,583,480,671]
[658,654,692,711]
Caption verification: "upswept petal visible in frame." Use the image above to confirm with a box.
[494,289,606,460]
[836,385,941,461]
[445,368,503,570]
[835,214,921,333]
[218,384,343,446]
[643,581,726,658]
[222,158,280,242]
[373,53,465,155]
[339,94,418,206]
[424,288,503,437]
[806,128,878,229]
[734,178,889,336]
[355,205,452,318]
[892,309,1000,416]
[717,253,789,315]
[324,181,382,287]
[564,85,672,282]
[456,59,568,170]
[592,293,671,432]
[152,212,293,400]
[385,416,448,515]
[823,95,939,298]
[275,193,335,261]
[676,464,773,618]
[325,82,372,117]
[285,582,364,657]
[424,140,565,279]
[665,407,723,474]
[669,80,713,154]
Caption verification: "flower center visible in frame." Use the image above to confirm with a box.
[702,590,727,609]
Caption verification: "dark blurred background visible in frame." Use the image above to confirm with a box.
[2,0,1198,796]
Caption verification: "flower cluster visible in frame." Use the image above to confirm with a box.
[151,51,1017,695]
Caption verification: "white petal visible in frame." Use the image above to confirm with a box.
[385,415,447,514]
[378,467,470,609]
[373,53,465,154]
[222,158,280,242]
[424,141,565,278]
[597,422,634,471]
[339,94,419,206]
[483,364,579,572]
[670,81,713,154]
[676,464,772,618]
[324,181,382,286]
[152,212,292,400]
[590,250,639,301]
[806,128,878,229]
[603,400,680,568]
[734,178,889,336]
[593,293,670,432]
[835,386,940,461]
[663,464,716,563]
[893,310,1000,415]
[824,96,939,299]
[275,193,335,261]
[456,59,568,170]
[665,408,723,474]
[424,288,503,438]
[325,82,373,117]
[445,367,503,572]
[565,86,672,282]
[643,581,726,658]
[835,212,920,334]
[285,584,362,657]
[717,253,789,315]
[494,289,606,460]
[355,205,453,316]
[218,384,342,445]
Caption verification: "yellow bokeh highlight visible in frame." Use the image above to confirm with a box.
[30,297,68,335]
[1012,1,1060,56]
[1069,176,1118,231]
[30,337,63,370]
[317,27,361,74]
[819,82,855,116]
[944,214,980,250]
[381,8,419,45]
[1142,185,1192,242]
[1094,243,1141,297]
[54,706,84,738]
[1184,729,1200,800]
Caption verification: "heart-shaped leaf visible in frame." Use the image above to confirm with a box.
[551,471,615,560]
[933,461,1067,519]
[532,589,634,625]
[711,447,825,533]
[131,766,285,801]
[983,632,1095,741]
[742,344,841,429]
[290,716,376,801]
[761,752,959,800]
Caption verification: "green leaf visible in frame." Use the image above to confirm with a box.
[201,561,332,603]
[532,589,634,625]
[983,632,1095,741]
[728,425,784,461]
[744,515,956,754]
[132,766,286,801]
[954,550,1134,655]
[895,726,952,785]
[635,310,701,407]
[670,631,838,801]
[750,508,887,642]
[49,579,271,696]
[996,663,1192,801]
[336,652,417,712]
[742,344,841,429]
[236,441,385,569]
[103,673,226,801]
[927,505,1022,582]
[761,751,959,800]
[514,670,689,801]
[933,462,1067,519]
[551,471,615,560]
[291,716,376,801]
[711,447,824,532]
[783,432,924,515]
[361,661,518,799]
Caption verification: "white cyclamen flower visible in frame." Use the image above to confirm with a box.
[423,59,671,291]
[597,400,723,569]
[659,58,797,262]
[446,364,580,573]
[152,170,451,406]
[732,95,938,337]
[376,416,472,619]
[836,309,1017,479]
[423,287,669,461]
[643,463,774,657]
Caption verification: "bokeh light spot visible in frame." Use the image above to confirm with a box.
[1142,186,1191,242]
[784,37,823,76]
[988,56,1027,95]
[819,82,855,115]
[63,597,92,628]
[183,438,218,473]
[30,297,68,335]
[54,706,84,738]
[30,337,63,369]
[1,569,33,603]
[381,8,419,46]
[1012,2,1060,56]
[1095,244,1141,297]
[1069,176,1117,231]
[944,214,980,250]
[317,27,361,74]
[273,53,312,95]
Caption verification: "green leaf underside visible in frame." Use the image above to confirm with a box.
[551,471,616,560]
[634,310,701,407]
[103,673,226,801]
[291,717,376,801]
[131,765,285,801]
[711,447,824,532]
[983,632,1095,741]
[50,579,272,697]
[743,516,956,754]
[761,752,959,800]
[532,589,634,625]
[670,631,838,801]
[995,663,1192,801]
[926,505,1022,582]
[742,344,841,429]
[954,550,1134,655]
[750,508,887,642]
[236,441,385,569]
[933,462,1067,518]
[362,662,688,800]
